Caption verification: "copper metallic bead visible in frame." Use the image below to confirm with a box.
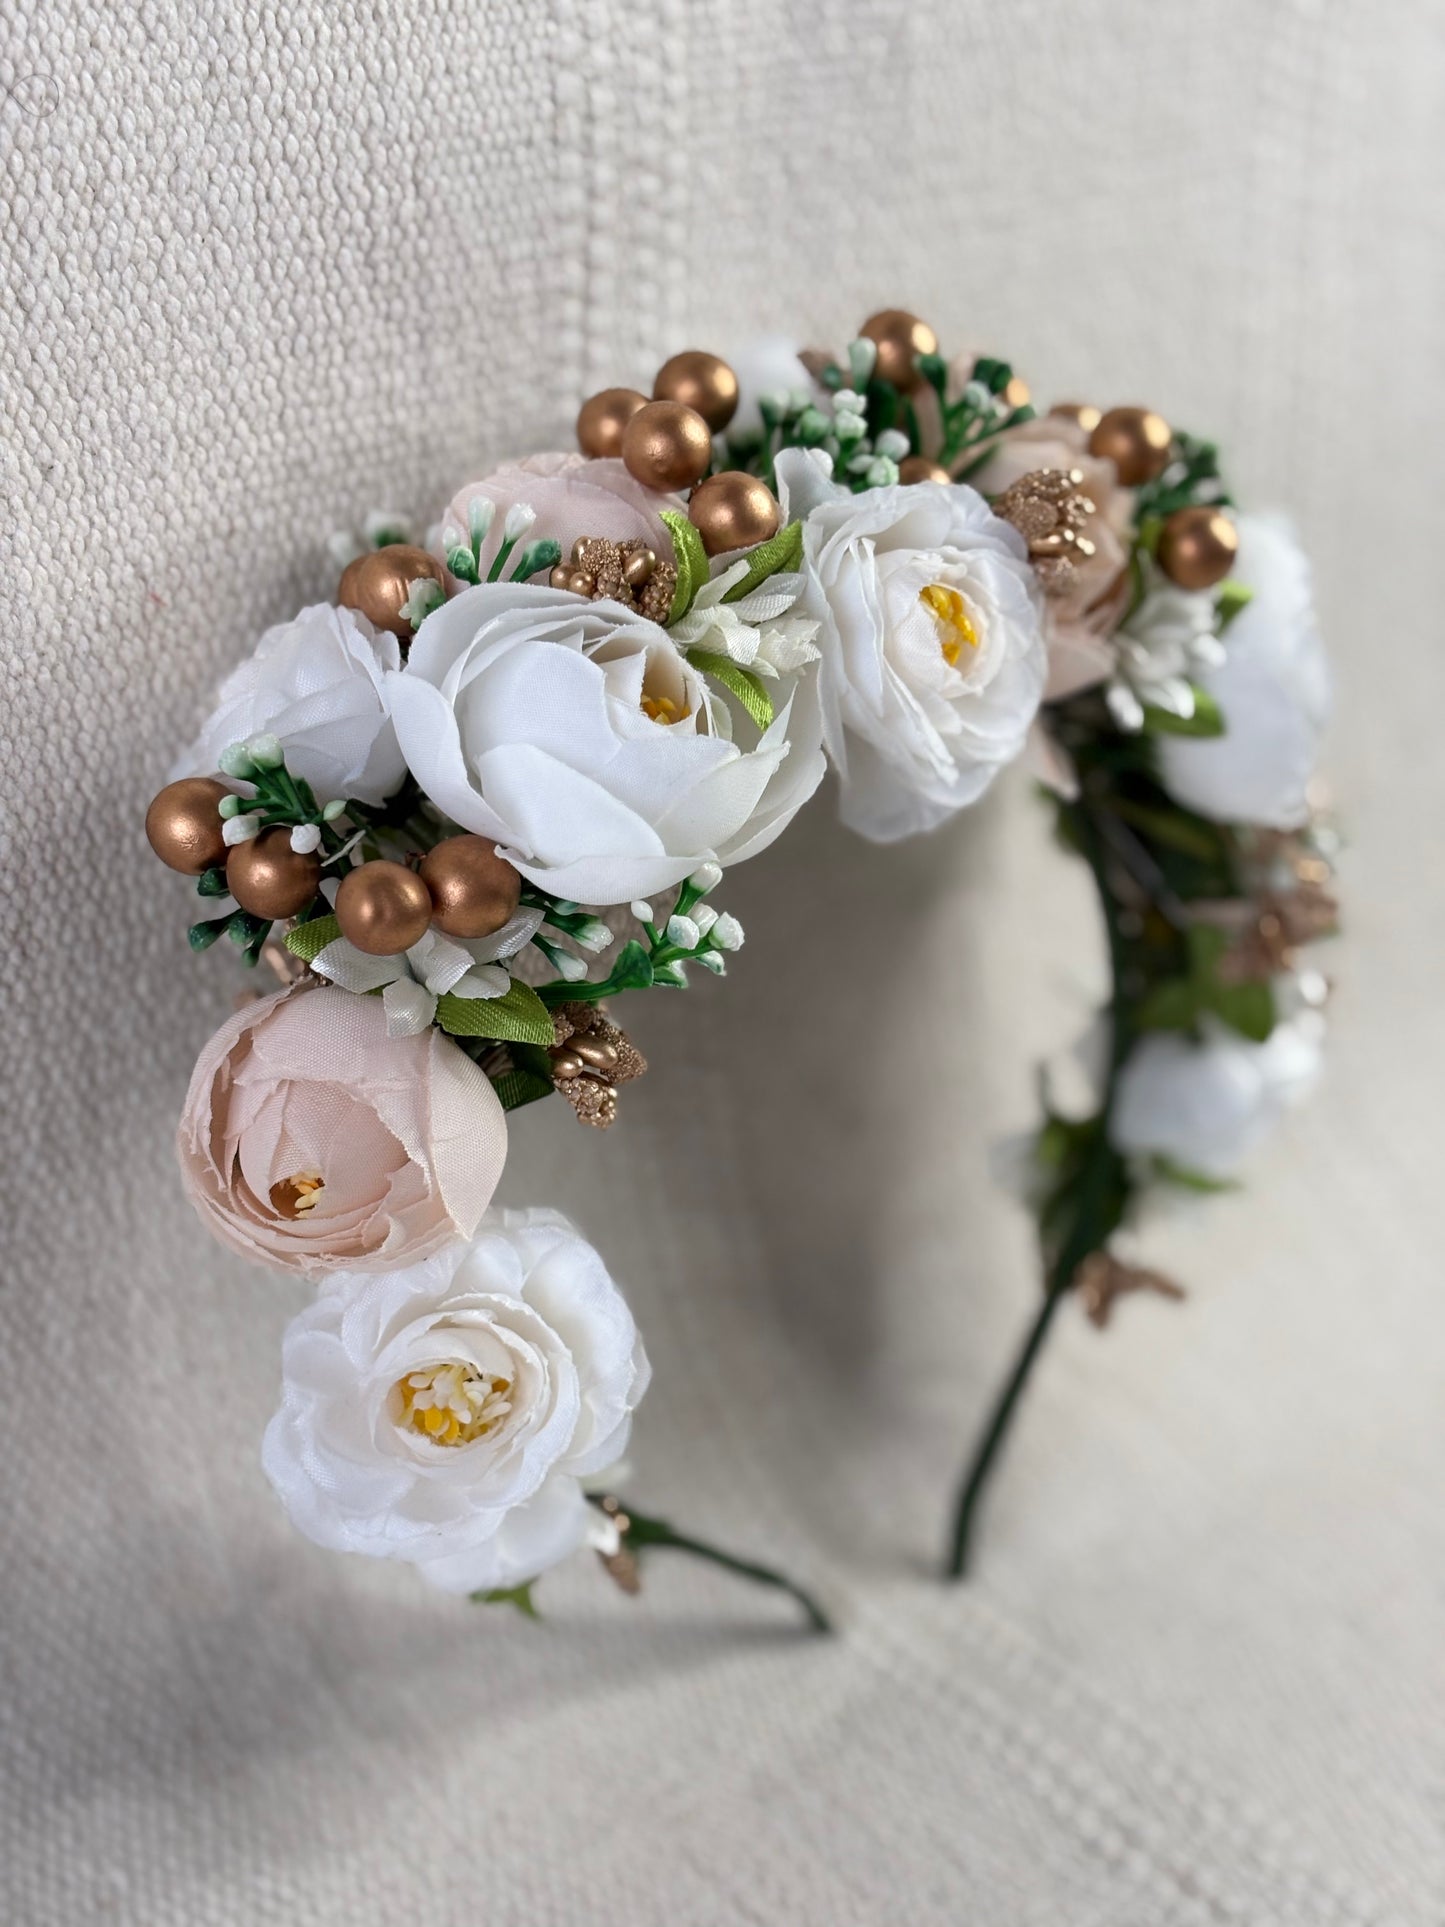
[1050,401,1102,435]
[145,776,230,875]
[686,471,781,556]
[418,834,523,940]
[859,309,938,392]
[653,351,739,433]
[337,544,446,638]
[226,829,322,921]
[576,387,648,459]
[621,400,713,492]
[897,456,951,485]
[1157,505,1239,591]
[1087,406,1172,486]
[335,860,433,955]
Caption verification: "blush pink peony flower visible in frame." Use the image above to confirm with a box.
[177,986,507,1277]
[972,415,1134,700]
[438,453,680,586]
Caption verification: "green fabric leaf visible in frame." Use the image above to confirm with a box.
[719,519,804,601]
[685,648,775,731]
[435,978,555,1045]
[284,913,341,962]
[660,510,709,621]
[491,1068,556,1112]
[1212,978,1276,1043]
[1215,580,1253,633]
[1134,979,1201,1031]
[1151,1155,1239,1194]
[1142,689,1225,738]
[471,1582,540,1618]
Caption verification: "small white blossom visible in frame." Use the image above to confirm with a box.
[689,861,723,892]
[222,811,263,846]
[311,911,544,1038]
[692,903,718,936]
[502,502,537,542]
[874,428,910,461]
[833,389,866,415]
[289,823,322,854]
[696,950,726,975]
[666,913,701,949]
[846,338,878,386]
[217,792,247,819]
[551,948,588,982]
[218,742,256,780]
[865,456,899,489]
[467,497,496,546]
[630,900,654,925]
[834,408,868,440]
[243,733,285,770]
[399,577,445,629]
[321,797,349,821]
[711,912,744,951]
[573,918,613,955]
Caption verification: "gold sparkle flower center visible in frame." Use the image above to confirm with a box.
[389,1360,513,1448]
[919,583,980,666]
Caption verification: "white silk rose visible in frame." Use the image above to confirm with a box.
[775,447,1047,841]
[1111,1008,1325,1181]
[261,1207,651,1594]
[177,986,507,1276]
[387,582,810,904]
[1158,514,1330,830]
[173,603,406,805]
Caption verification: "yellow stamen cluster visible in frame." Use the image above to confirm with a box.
[389,1361,513,1448]
[641,691,689,725]
[919,583,980,666]
[269,1171,325,1218]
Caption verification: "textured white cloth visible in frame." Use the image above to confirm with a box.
[2,2,1441,1922]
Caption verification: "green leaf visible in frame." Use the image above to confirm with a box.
[284,913,341,962]
[1151,1154,1239,1194]
[719,519,804,601]
[492,1068,556,1112]
[471,1582,540,1618]
[660,509,710,621]
[685,648,775,731]
[1134,978,1202,1031]
[1142,688,1225,738]
[1106,799,1226,863]
[435,978,555,1045]
[1186,923,1231,974]
[1216,580,1253,632]
[609,940,654,990]
[1212,978,1276,1043]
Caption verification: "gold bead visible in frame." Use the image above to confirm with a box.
[653,351,739,433]
[622,546,656,586]
[226,829,322,920]
[1050,401,1102,434]
[1157,506,1239,591]
[572,1036,619,1073]
[687,471,781,556]
[1003,375,1031,409]
[567,569,595,596]
[337,544,446,638]
[621,400,713,492]
[897,456,951,485]
[145,776,230,874]
[1088,406,1172,486]
[548,564,572,589]
[576,387,648,459]
[550,1048,584,1080]
[335,860,433,955]
[859,309,938,392]
[418,834,523,940]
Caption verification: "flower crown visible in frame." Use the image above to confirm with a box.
[145,311,1337,1623]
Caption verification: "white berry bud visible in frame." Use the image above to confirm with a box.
[711,912,744,951]
[289,823,322,854]
[244,732,284,769]
[666,914,701,950]
[630,900,654,925]
[222,812,264,846]
[688,861,723,893]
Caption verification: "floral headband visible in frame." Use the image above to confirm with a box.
[145,310,1336,1624]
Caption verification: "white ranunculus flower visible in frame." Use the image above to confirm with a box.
[387,582,810,905]
[775,447,1048,841]
[262,1207,651,1595]
[1158,514,1330,830]
[1111,1009,1325,1180]
[173,603,406,806]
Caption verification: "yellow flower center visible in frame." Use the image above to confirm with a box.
[389,1360,513,1448]
[641,691,689,726]
[270,1171,325,1218]
[919,583,980,666]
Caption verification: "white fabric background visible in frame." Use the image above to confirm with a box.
[2,1,1441,1920]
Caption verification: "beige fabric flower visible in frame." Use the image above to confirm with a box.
[439,453,679,586]
[177,986,507,1277]
[972,416,1134,700]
